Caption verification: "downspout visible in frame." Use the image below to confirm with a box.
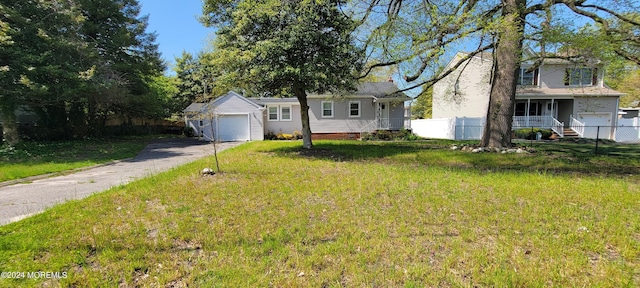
[614,96,620,140]
[551,98,555,127]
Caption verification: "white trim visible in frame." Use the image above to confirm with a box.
[280,105,292,121]
[348,100,361,118]
[267,105,279,121]
[321,101,334,118]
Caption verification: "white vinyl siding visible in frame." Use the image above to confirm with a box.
[195,92,265,141]
[349,101,361,118]
[322,101,334,118]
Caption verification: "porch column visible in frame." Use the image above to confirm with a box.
[526,98,530,127]
[550,99,555,127]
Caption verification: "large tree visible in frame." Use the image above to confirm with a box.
[355,0,640,147]
[201,0,364,149]
[0,0,84,143]
[0,0,164,142]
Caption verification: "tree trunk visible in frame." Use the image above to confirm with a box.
[293,83,313,149]
[0,99,20,145]
[480,0,526,148]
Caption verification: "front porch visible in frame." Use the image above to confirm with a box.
[513,98,584,138]
[512,115,587,138]
[360,118,412,133]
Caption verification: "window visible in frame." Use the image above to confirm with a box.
[280,106,291,121]
[349,101,361,117]
[565,68,596,86]
[515,103,526,116]
[268,106,279,121]
[322,101,333,118]
[518,67,537,86]
[199,120,203,127]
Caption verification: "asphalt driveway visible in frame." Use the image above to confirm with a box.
[0,138,244,226]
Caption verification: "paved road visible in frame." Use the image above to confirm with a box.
[0,138,243,226]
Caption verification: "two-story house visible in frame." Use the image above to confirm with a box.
[432,50,624,139]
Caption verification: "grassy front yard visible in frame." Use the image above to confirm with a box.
[0,137,153,182]
[0,140,638,287]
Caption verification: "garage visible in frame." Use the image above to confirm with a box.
[217,114,250,141]
[578,112,612,139]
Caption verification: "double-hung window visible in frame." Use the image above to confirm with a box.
[280,106,291,121]
[565,68,596,86]
[322,101,334,118]
[518,67,537,86]
[349,101,361,118]
[268,105,292,121]
[268,106,279,121]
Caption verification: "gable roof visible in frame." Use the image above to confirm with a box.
[249,82,410,104]
[309,82,410,100]
[210,91,263,110]
[352,82,408,99]
[183,103,206,113]
[250,98,300,106]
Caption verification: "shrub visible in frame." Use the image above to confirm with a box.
[276,133,294,140]
[362,129,421,141]
[183,127,195,137]
[514,128,553,140]
[265,131,298,140]
[265,131,277,140]
[293,130,303,140]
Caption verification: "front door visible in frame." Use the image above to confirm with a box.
[377,102,389,129]
[556,100,574,127]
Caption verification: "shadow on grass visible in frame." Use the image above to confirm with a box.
[270,140,640,177]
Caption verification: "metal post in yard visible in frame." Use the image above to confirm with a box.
[595,126,600,154]
[530,126,534,147]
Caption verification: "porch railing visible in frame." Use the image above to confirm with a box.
[569,116,585,137]
[360,118,411,135]
[378,118,411,130]
[512,116,555,128]
[512,115,564,137]
[551,118,564,138]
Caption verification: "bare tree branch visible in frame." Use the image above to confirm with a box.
[398,43,494,96]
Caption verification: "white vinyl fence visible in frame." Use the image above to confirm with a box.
[412,117,485,140]
[615,118,640,143]
[412,117,640,143]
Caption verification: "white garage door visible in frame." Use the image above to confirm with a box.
[578,112,612,139]
[218,114,250,141]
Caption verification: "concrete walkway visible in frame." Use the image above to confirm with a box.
[0,138,244,226]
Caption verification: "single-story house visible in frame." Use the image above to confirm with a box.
[184,82,412,141]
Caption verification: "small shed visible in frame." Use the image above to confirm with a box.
[184,91,265,142]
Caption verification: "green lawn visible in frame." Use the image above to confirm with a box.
[0,140,638,287]
[0,137,152,182]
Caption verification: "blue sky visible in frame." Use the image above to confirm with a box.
[138,0,212,70]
